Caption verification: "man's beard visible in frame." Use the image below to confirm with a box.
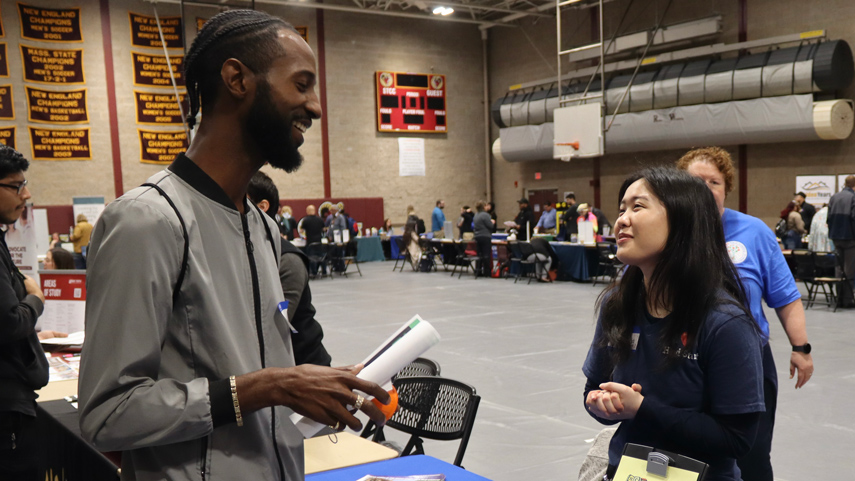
[245,80,304,173]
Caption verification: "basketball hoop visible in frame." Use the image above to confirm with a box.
[554,141,580,162]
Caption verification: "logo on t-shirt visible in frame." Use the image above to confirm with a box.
[726,241,748,264]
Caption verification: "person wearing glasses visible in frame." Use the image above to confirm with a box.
[0,145,49,480]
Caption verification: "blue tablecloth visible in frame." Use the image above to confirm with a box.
[306,455,492,481]
[550,243,599,282]
[356,236,385,262]
[390,235,403,260]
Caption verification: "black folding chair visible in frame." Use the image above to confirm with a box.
[339,239,362,277]
[593,242,620,286]
[370,376,480,468]
[393,236,408,272]
[516,242,544,284]
[305,242,332,280]
[450,242,479,279]
[360,358,442,440]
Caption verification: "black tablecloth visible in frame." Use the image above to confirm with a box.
[36,400,120,481]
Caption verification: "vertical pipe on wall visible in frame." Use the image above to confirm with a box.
[482,29,492,201]
[738,0,748,213]
[591,6,601,208]
[316,8,332,198]
[99,0,124,198]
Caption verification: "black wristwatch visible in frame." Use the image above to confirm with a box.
[792,343,812,354]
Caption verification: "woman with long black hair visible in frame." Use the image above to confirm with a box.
[582,167,765,481]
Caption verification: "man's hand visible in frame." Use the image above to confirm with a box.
[37,330,69,341]
[790,352,814,389]
[23,275,45,303]
[237,364,391,432]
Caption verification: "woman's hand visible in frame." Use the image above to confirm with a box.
[586,389,625,420]
[593,383,643,420]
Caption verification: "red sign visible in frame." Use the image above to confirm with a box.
[41,272,87,301]
[376,71,447,133]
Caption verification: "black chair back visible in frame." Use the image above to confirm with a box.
[387,376,480,467]
[791,249,815,280]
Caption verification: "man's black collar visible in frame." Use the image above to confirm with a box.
[168,152,242,211]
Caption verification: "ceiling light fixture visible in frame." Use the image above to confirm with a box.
[432,6,454,15]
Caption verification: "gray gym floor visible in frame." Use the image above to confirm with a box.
[310,261,854,480]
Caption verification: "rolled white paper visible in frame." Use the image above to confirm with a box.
[290,315,441,438]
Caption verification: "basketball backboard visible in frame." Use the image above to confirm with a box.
[553,103,604,160]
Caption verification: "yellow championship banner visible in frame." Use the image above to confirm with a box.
[20,45,84,84]
[0,85,13,120]
[134,90,187,125]
[129,12,183,49]
[138,129,188,164]
[29,127,91,160]
[26,86,87,124]
[131,51,184,88]
[0,127,15,149]
[18,3,82,42]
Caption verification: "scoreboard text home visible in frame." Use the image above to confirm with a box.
[375,71,447,133]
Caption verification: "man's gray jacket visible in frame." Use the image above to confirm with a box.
[79,154,304,481]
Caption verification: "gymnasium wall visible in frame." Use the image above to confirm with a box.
[488,0,855,229]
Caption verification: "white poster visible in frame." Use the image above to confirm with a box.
[5,204,38,278]
[72,196,105,227]
[398,138,425,177]
[795,175,835,207]
[838,174,855,192]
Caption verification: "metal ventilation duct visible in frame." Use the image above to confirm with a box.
[492,40,854,129]
[492,95,854,162]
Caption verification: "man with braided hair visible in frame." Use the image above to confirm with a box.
[79,10,389,481]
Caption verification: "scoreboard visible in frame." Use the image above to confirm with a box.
[376,71,447,133]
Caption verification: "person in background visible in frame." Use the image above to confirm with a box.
[584,167,764,481]
[248,172,330,366]
[808,204,834,253]
[781,201,805,250]
[529,236,556,282]
[277,205,297,240]
[827,174,855,307]
[678,146,812,481]
[431,199,446,238]
[534,202,557,235]
[301,204,325,245]
[44,248,74,270]
[0,145,49,479]
[326,205,347,241]
[794,192,816,232]
[472,201,493,277]
[48,232,61,250]
[406,205,425,234]
[511,198,534,241]
[458,205,474,240]
[380,218,394,236]
[592,206,612,235]
[562,193,579,238]
[576,203,599,239]
[402,219,422,270]
[486,201,497,233]
[69,213,93,269]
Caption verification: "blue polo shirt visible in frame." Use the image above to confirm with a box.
[722,209,801,339]
[431,206,446,232]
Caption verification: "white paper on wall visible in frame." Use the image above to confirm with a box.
[398,138,425,176]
